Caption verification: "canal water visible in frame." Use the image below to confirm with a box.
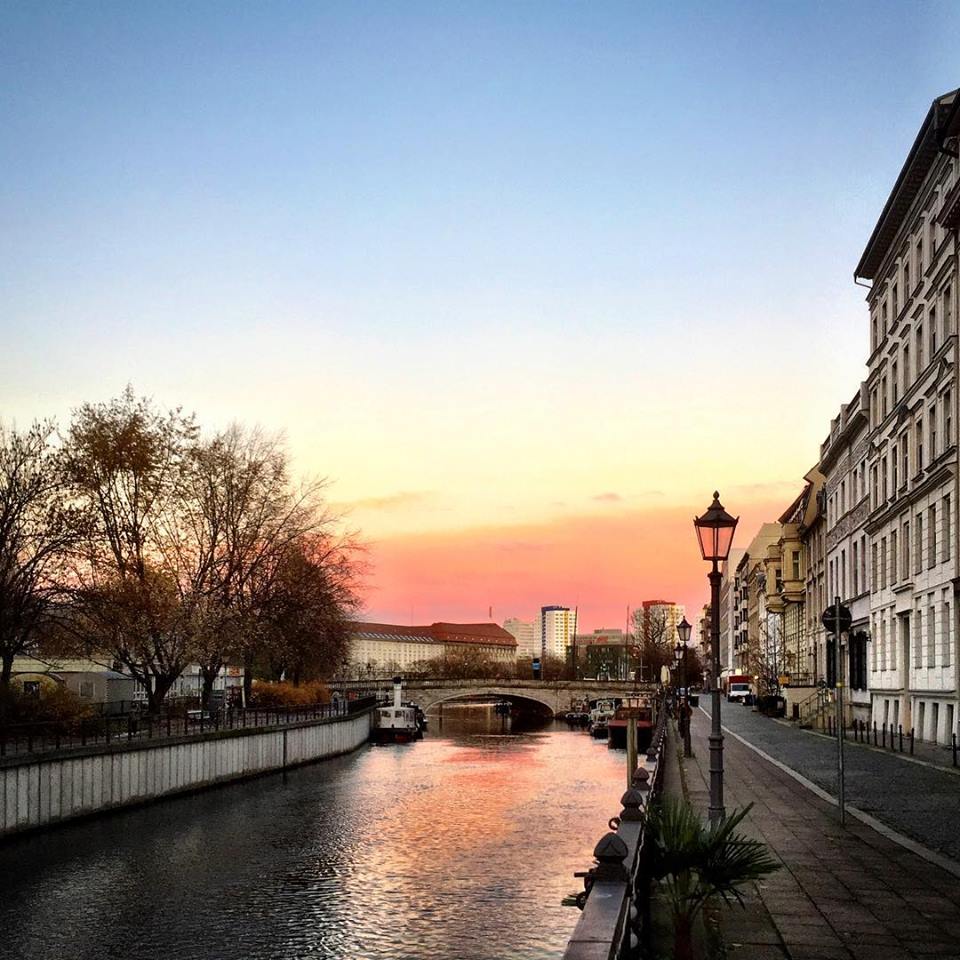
[0,707,628,960]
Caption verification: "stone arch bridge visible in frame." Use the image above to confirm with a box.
[339,678,655,716]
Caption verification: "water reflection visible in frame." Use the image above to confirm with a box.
[0,706,626,960]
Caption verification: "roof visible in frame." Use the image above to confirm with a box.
[855,88,960,280]
[351,621,517,648]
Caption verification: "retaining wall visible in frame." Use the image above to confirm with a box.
[0,709,373,837]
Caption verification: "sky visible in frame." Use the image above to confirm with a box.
[2,2,959,631]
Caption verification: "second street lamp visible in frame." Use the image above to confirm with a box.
[693,491,739,825]
[676,616,692,757]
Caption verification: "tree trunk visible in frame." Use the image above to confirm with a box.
[0,652,13,690]
[243,655,254,705]
[673,913,694,960]
[200,666,218,712]
[146,674,177,715]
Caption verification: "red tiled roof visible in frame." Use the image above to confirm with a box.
[351,621,517,648]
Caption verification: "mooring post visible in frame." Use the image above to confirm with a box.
[626,716,637,789]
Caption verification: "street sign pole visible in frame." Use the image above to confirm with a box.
[822,598,851,826]
[834,595,845,826]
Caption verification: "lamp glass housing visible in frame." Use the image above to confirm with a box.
[676,617,692,645]
[694,491,739,562]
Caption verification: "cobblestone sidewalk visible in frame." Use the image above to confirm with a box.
[672,709,960,959]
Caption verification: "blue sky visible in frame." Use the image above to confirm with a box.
[2,2,959,622]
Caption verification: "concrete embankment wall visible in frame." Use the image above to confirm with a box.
[0,709,373,838]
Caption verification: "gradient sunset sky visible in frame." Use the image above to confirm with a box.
[2,3,959,631]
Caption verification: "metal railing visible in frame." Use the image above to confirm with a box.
[0,696,377,761]
[562,707,667,960]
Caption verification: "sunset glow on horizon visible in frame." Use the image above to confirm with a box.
[3,3,960,632]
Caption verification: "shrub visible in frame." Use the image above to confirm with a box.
[248,680,330,708]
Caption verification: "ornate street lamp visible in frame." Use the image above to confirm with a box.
[694,492,738,824]
[676,616,692,757]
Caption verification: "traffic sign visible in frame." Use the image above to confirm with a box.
[821,604,852,635]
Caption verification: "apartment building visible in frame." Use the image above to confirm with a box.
[719,548,746,678]
[855,88,960,744]
[538,605,577,660]
[733,525,782,678]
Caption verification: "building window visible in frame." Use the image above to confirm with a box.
[902,520,910,580]
[904,261,911,294]
[930,305,938,355]
[943,600,951,668]
[916,237,924,281]
[79,680,94,699]
[929,504,937,568]
[872,542,878,590]
[893,282,900,317]
[881,377,888,418]
[880,537,887,589]
[890,531,898,585]
[893,360,899,404]
[943,495,951,562]
[944,390,952,448]
[916,418,924,472]
[892,443,899,491]
[852,541,859,595]
[901,437,909,486]
[946,285,953,335]
[930,405,938,462]
[904,343,911,386]
[914,609,923,668]
[22,680,41,699]
[915,512,923,575]
[928,601,937,667]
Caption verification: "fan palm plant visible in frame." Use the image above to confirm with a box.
[646,797,780,960]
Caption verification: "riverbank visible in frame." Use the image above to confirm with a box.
[0,704,375,838]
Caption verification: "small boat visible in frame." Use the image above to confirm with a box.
[371,678,422,744]
[607,695,655,751]
[589,698,617,738]
[564,698,591,727]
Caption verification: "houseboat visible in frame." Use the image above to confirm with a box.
[607,695,655,750]
[589,698,618,738]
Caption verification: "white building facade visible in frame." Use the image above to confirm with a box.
[502,618,537,658]
[538,606,577,660]
[857,89,960,744]
[820,387,872,724]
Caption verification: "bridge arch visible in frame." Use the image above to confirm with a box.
[413,687,557,716]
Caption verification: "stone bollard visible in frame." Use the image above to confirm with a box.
[593,832,630,881]
[632,766,651,790]
[620,787,646,822]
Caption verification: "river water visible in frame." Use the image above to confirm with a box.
[0,708,628,960]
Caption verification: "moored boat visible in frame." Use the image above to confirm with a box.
[607,695,655,750]
[588,698,617,738]
[371,678,422,744]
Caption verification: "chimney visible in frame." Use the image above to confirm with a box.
[393,676,403,709]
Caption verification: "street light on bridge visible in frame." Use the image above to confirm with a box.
[675,616,692,758]
[694,491,738,825]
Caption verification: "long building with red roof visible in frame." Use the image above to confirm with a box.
[347,620,517,676]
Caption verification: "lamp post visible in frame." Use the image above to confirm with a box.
[694,491,739,825]
[676,617,692,757]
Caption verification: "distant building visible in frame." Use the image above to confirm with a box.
[538,605,577,660]
[347,621,517,676]
[719,548,746,677]
[633,600,685,648]
[574,629,630,680]
[502,618,537,658]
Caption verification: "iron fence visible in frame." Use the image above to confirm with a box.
[0,696,377,761]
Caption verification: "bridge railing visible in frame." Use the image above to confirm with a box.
[562,708,667,960]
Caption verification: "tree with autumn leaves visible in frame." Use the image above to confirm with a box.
[0,388,364,712]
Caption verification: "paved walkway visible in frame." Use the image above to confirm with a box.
[672,709,960,959]
[700,701,960,862]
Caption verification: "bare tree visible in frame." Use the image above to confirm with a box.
[0,421,75,695]
[63,388,198,713]
[632,606,672,681]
